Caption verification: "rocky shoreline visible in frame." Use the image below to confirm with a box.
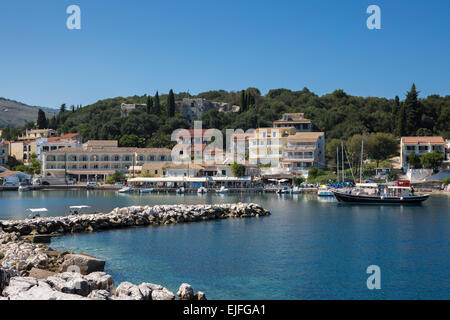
[0,203,270,300]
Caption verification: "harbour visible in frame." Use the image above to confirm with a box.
[1,190,448,299]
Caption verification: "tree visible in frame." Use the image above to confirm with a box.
[420,152,444,172]
[366,133,398,167]
[416,128,432,136]
[36,109,48,129]
[60,104,66,113]
[404,84,422,135]
[392,95,400,133]
[397,103,407,137]
[119,134,145,147]
[154,91,161,115]
[231,162,246,177]
[106,170,125,184]
[239,90,247,112]
[168,89,176,117]
[146,96,153,114]
[407,151,421,169]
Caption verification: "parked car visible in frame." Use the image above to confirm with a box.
[41,181,50,186]
[67,180,75,185]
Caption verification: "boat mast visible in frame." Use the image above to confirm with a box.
[360,139,364,183]
[341,141,344,182]
[336,147,339,183]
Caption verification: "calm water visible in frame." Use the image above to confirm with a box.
[1,190,449,299]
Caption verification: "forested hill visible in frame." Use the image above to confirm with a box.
[0,98,57,128]
[9,85,449,148]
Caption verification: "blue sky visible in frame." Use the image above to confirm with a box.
[0,0,449,108]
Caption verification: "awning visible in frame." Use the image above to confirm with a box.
[26,208,48,213]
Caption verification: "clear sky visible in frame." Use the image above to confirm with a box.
[0,0,449,109]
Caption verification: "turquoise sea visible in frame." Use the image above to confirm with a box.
[0,190,449,299]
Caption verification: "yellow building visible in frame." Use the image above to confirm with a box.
[248,127,296,166]
[0,140,8,166]
[9,140,37,163]
[141,161,171,177]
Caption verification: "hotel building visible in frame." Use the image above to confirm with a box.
[42,140,172,182]
[273,113,312,132]
[400,136,446,172]
[280,132,325,177]
[248,127,296,166]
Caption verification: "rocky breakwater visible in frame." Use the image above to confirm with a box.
[0,229,205,300]
[0,203,270,237]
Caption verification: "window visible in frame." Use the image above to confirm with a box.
[155,170,158,175]
[161,156,166,161]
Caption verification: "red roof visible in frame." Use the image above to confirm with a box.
[401,137,445,144]
[61,133,80,139]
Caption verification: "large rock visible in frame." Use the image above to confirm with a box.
[88,289,113,300]
[115,281,144,300]
[84,272,114,292]
[61,254,105,275]
[2,277,38,297]
[28,267,56,279]
[8,283,86,300]
[0,268,16,293]
[177,283,194,300]
[151,287,175,300]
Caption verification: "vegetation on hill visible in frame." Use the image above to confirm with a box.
[2,85,448,170]
[0,98,56,128]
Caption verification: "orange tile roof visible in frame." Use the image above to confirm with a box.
[401,137,445,144]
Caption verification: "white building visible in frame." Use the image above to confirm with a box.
[0,171,31,185]
[36,133,83,161]
[400,136,446,172]
[42,140,172,182]
[280,132,325,177]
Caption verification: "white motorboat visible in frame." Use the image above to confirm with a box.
[69,205,92,215]
[216,186,229,194]
[139,188,154,194]
[317,186,334,196]
[277,186,291,194]
[197,186,208,194]
[291,186,301,194]
[26,208,48,219]
[19,184,32,191]
[176,187,185,194]
[118,186,133,193]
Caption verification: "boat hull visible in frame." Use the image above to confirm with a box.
[332,191,429,204]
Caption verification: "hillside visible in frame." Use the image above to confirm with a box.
[5,86,449,152]
[0,98,57,128]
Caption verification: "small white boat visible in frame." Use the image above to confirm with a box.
[291,186,301,194]
[176,187,185,194]
[19,185,32,192]
[197,186,208,194]
[317,186,334,197]
[118,186,133,193]
[69,205,91,215]
[216,186,229,194]
[277,186,291,194]
[26,208,48,219]
[139,188,153,194]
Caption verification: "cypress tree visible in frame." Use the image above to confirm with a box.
[60,104,66,113]
[36,109,47,129]
[146,96,153,114]
[168,89,176,117]
[240,90,247,112]
[154,91,161,115]
[404,84,422,135]
[392,95,400,133]
[397,103,406,137]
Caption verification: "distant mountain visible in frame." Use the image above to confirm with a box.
[0,98,57,128]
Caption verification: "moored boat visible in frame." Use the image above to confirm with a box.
[197,186,208,194]
[139,188,153,194]
[118,186,133,193]
[333,180,429,204]
[216,186,229,194]
[317,185,333,197]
